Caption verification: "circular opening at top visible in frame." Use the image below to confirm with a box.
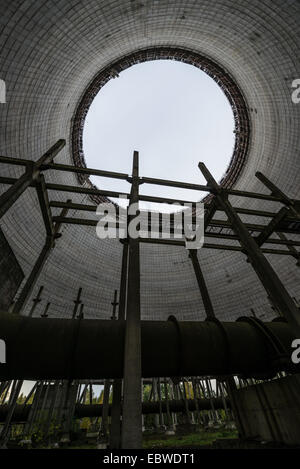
[72,48,250,211]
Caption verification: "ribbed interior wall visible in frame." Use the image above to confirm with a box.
[0,0,299,320]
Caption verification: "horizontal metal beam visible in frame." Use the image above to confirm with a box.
[0,177,199,206]
[49,200,282,221]
[205,231,300,247]
[0,162,289,204]
[52,215,298,235]
[139,237,293,256]
[139,176,209,192]
[50,216,296,256]
[42,162,129,181]
[223,187,283,203]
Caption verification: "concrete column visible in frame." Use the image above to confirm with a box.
[152,379,160,429]
[164,379,175,434]
[110,242,128,449]
[98,380,111,448]
[157,378,164,428]
[121,152,142,449]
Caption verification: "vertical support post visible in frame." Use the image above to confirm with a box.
[225,377,246,438]
[111,290,119,320]
[98,291,118,447]
[28,286,44,317]
[43,381,61,442]
[121,151,142,449]
[152,378,160,429]
[98,380,111,447]
[118,241,129,321]
[164,379,174,433]
[157,378,164,428]
[23,380,44,438]
[78,303,84,320]
[72,288,82,319]
[0,380,23,447]
[191,378,201,424]
[198,162,300,334]
[40,302,50,318]
[110,242,129,449]
[181,381,191,425]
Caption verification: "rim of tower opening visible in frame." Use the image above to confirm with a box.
[71,47,251,205]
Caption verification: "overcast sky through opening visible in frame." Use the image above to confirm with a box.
[83,60,235,212]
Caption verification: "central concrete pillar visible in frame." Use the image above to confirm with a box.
[121,151,142,449]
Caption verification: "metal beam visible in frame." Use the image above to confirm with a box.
[188,250,215,319]
[255,207,289,247]
[51,215,300,236]
[256,171,300,217]
[48,200,286,221]
[35,174,54,237]
[198,162,300,333]
[0,140,65,219]
[11,202,71,315]
[139,237,293,257]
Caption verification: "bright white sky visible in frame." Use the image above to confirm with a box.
[83,60,235,212]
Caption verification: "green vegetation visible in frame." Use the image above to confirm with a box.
[143,428,238,449]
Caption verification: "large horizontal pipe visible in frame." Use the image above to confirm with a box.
[76,397,230,417]
[0,312,298,380]
[0,398,229,422]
